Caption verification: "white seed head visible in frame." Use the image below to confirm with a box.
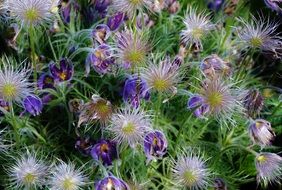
[181,7,214,49]
[107,106,152,148]
[172,150,211,190]
[7,152,48,189]
[141,57,179,95]
[3,0,59,25]
[0,57,33,104]
[48,161,87,190]
[237,16,282,57]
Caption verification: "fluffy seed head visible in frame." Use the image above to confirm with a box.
[141,57,179,95]
[7,152,48,189]
[48,161,86,190]
[172,150,211,190]
[107,107,152,148]
[111,0,153,18]
[115,30,149,69]
[255,153,282,186]
[237,16,282,58]
[3,0,59,25]
[0,57,33,104]
[181,7,214,49]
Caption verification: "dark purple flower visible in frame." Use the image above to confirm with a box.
[206,0,225,11]
[242,89,264,118]
[50,58,74,82]
[95,176,129,190]
[75,137,93,156]
[38,74,55,89]
[123,75,150,108]
[144,130,167,163]
[187,95,209,118]
[85,44,115,75]
[92,24,111,44]
[60,0,80,23]
[264,0,282,15]
[94,0,111,13]
[90,139,117,166]
[107,12,125,31]
[23,96,43,116]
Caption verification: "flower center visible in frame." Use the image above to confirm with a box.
[23,173,35,184]
[62,178,75,190]
[96,101,111,115]
[2,83,17,100]
[59,72,67,80]
[153,79,168,92]
[257,155,267,163]
[125,50,144,66]
[25,8,39,23]
[206,92,222,108]
[183,170,197,186]
[191,28,204,39]
[122,122,136,135]
[100,143,109,153]
[250,37,263,48]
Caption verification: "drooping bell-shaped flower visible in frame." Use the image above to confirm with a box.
[92,24,111,44]
[95,176,129,190]
[23,95,43,116]
[94,0,111,13]
[49,58,74,82]
[249,119,275,146]
[123,75,150,108]
[85,44,115,75]
[60,0,80,23]
[107,12,125,31]
[187,95,210,118]
[90,139,117,166]
[144,130,167,163]
[242,89,264,118]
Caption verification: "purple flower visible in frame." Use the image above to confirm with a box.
[49,58,74,82]
[123,75,150,108]
[264,0,282,15]
[187,95,209,118]
[144,130,167,163]
[75,137,93,156]
[0,99,9,114]
[60,0,80,23]
[95,176,129,190]
[107,12,124,31]
[90,139,117,166]
[94,0,111,13]
[206,0,225,11]
[249,119,275,146]
[23,96,43,116]
[85,44,115,75]
[92,24,111,44]
[37,74,55,89]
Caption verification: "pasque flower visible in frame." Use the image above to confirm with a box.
[107,107,151,148]
[90,139,117,166]
[237,16,282,58]
[255,153,282,185]
[242,89,264,117]
[141,57,179,95]
[3,0,59,25]
[0,98,9,114]
[123,75,150,108]
[172,150,211,190]
[92,24,111,44]
[49,58,74,82]
[95,176,129,190]
[0,58,33,104]
[187,95,210,118]
[144,130,167,163]
[85,44,115,75]
[60,0,80,23]
[48,161,86,190]
[249,119,275,146]
[181,7,214,50]
[115,29,149,69]
[264,0,282,15]
[8,152,48,189]
[78,94,112,127]
[23,95,43,116]
[107,12,125,31]
[206,0,225,11]
[38,74,55,89]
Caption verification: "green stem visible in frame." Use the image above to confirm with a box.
[271,101,282,116]
[154,93,163,126]
[8,103,20,147]
[29,27,37,86]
